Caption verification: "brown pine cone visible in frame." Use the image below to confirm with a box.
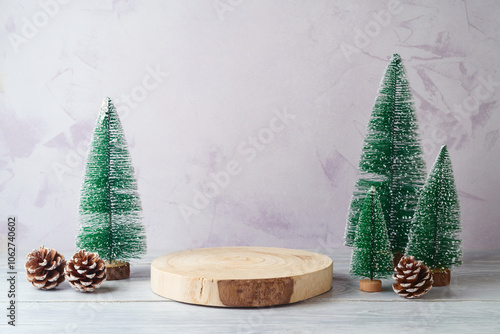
[393,256,433,299]
[25,246,66,290]
[64,250,106,292]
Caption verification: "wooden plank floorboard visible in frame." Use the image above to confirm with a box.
[7,300,500,333]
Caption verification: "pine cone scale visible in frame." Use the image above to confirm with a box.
[406,273,418,281]
[47,272,61,282]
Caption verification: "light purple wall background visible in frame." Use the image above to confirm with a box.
[1,0,499,253]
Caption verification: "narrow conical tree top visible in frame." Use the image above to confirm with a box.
[406,145,462,270]
[350,187,393,280]
[77,97,146,263]
[345,54,427,255]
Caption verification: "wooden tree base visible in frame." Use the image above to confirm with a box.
[151,247,333,307]
[432,269,451,286]
[359,279,382,292]
[105,261,130,281]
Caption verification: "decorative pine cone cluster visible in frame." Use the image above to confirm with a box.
[25,246,66,290]
[64,250,107,292]
[393,256,433,299]
[25,247,107,292]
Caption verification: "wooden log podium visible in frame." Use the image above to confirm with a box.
[151,247,333,307]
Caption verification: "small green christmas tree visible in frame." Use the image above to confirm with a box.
[77,97,146,278]
[345,54,427,260]
[405,145,462,285]
[350,187,393,291]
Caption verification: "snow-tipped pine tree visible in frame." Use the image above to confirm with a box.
[350,187,393,281]
[405,145,462,272]
[77,97,146,266]
[345,54,427,258]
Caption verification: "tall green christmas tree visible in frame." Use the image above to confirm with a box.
[345,54,427,258]
[77,97,146,277]
[405,145,462,280]
[350,187,393,288]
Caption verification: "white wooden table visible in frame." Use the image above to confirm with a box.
[2,249,499,333]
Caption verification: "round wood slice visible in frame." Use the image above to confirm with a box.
[151,247,333,307]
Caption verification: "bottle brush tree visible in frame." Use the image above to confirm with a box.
[345,54,427,263]
[350,187,394,292]
[405,145,462,286]
[77,97,146,280]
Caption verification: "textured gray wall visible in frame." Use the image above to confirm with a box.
[1,0,499,252]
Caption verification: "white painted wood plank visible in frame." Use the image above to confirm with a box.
[3,249,500,303]
[6,252,500,303]
[4,300,500,333]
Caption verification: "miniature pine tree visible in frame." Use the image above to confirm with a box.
[405,145,462,285]
[350,187,393,291]
[345,54,427,259]
[77,97,146,279]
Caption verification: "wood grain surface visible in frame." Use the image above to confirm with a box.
[150,247,333,307]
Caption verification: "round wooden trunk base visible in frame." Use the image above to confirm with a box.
[105,261,130,281]
[359,279,382,292]
[151,247,333,307]
[432,270,451,286]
